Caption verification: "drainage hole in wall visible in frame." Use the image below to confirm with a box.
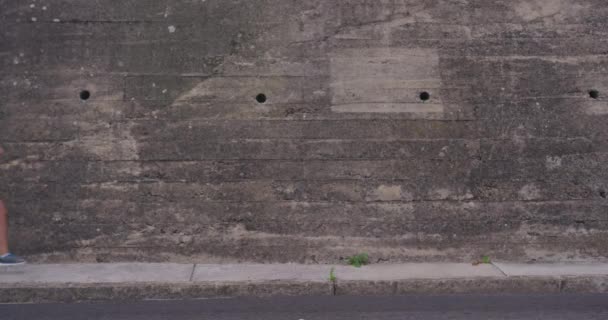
[600,189,606,198]
[80,90,91,101]
[419,91,430,101]
[256,93,267,103]
[589,89,599,99]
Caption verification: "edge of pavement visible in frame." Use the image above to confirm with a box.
[1,262,608,303]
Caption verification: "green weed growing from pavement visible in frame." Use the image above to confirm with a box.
[473,255,492,265]
[347,253,369,268]
[329,267,337,282]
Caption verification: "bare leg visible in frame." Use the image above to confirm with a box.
[0,200,9,255]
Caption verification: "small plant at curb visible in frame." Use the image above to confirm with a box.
[347,253,369,268]
[473,255,492,265]
[329,267,337,282]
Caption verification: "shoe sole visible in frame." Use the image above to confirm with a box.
[0,261,26,266]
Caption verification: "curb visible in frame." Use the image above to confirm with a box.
[335,276,608,295]
[2,276,608,303]
[0,281,331,303]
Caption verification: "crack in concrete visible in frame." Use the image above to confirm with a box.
[490,262,508,277]
[188,264,196,282]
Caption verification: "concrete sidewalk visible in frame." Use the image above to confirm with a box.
[1,262,608,303]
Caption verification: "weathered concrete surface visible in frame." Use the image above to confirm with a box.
[190,263,503,281]
[494,262,608,277]
[2,262,608,302]
[0,263,193,283]
[0,263,502,284]
[2,0,608,263]
[0,282,334,303]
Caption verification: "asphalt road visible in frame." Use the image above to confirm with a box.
[2,294,608,320]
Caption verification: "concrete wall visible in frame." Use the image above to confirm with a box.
[2,0,608,263]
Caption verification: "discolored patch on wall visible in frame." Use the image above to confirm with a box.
[329,48,444,115]
[513,0,588,23]
[367,184,411,202]
[518,183,543,201]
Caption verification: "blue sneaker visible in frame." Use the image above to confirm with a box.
[0,253,25,265]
